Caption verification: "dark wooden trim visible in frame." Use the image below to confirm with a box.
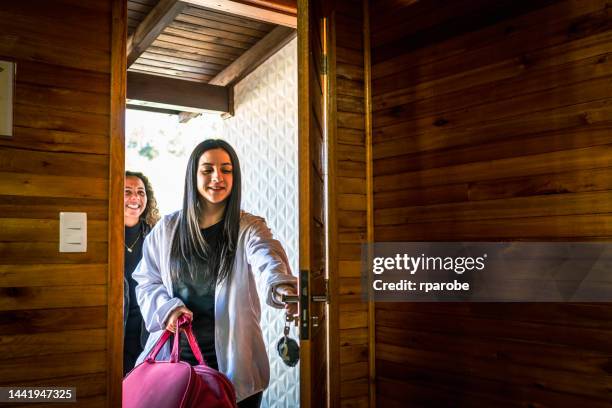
[297,0,311,406]
[127,0,187,67]
[245,0,297,14]
[209,26,296,86]
[108,0,126,406]
[327,10,341,408]
[182,0,297,28]
[362,1,375,407]
[126,103,181,115]
[127,71,229,112]
[221,86,235,119]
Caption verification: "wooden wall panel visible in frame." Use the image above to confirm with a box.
[370,0,612,406]
[331,2,371,407]
[0,1,116,406]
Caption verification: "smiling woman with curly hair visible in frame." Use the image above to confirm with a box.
[125,171,160,228]
[123,170,160,375]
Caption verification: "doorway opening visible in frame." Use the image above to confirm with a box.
[125,38,300,407]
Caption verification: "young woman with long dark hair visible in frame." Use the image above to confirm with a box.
[132,139,297,407]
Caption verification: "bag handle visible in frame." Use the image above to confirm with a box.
[170,314,206,365]
[145,314,206,366]
[145,330,172,362]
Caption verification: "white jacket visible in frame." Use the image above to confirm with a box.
[133,211,297,401]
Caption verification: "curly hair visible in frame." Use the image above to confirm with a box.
[125,171,161,228]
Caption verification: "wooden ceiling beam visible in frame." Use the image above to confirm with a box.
[127,71,229,113]
[243,0,296,14]
[208,25,296,86]
[127,104,182,116]
[181,0,297,28]
[127,0,187,67]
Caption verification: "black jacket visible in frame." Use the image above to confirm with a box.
[123,220,151,348]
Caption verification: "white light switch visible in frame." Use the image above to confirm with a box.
[59,212,87,252]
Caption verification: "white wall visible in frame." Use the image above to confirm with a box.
[215,38,300,408]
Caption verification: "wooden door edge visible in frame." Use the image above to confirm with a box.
[298,0,312,406]
[363,0,376,407]
[107,0,127,406]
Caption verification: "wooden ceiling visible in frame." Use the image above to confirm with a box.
[126,0,297,114]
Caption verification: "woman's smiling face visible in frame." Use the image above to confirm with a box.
[197,148,234,206]
[125,176,147,225]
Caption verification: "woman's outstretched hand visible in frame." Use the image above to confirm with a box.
[276,284,298,316]
[165,306,193,333]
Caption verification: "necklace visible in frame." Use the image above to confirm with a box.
[125,233,141,253]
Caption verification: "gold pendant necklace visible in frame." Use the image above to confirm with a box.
[125,233,141,253]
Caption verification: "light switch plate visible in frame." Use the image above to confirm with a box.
[59,212,87,253]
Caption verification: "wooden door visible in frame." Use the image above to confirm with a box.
[298,0,329,407]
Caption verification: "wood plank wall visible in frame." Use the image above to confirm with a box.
[331,1,371,407]
[370,0,612,406]
[0,1,116,406]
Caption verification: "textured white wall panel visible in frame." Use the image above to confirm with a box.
[220,38,300,408]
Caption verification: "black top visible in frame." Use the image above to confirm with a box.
[173,219,224,369]
[125,221,145,340]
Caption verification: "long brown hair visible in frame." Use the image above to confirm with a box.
[169,139,242,287]
[125,171,161,228]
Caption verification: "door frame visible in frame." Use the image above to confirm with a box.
[297,0,338,406]
[108,0,127,407]
[108,1,340,407]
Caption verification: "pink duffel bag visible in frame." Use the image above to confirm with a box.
[123,315,237,408]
